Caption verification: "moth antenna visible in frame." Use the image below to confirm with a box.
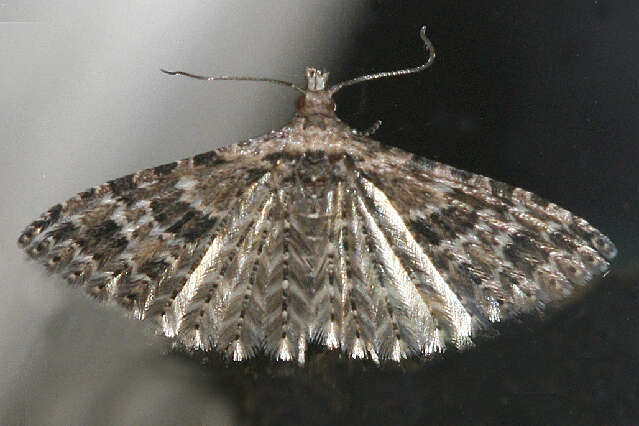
[328,26,436,96]
[160,69,306,94]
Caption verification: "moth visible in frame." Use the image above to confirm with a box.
[19,27,616,364]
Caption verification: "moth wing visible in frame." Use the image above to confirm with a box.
[353,145,615,338]
[19,133,617,362]
[18,136,282,354]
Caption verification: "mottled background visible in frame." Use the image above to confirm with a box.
[1,1,637,425]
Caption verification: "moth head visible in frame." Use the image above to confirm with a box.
[295,68,336,117]
[161,26,435,119]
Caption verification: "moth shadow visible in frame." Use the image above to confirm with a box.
[180,270,638,425]
[6,271,636,425]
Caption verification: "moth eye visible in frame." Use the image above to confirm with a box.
[295,95,305,110]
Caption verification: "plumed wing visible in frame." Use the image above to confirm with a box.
[353,145,616,340]
[18,135,280,340]
[18,132,617,364]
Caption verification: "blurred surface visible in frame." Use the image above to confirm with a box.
[1,1,366,424]
[2,1,638,425]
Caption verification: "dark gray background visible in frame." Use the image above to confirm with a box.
[2,1,638,425]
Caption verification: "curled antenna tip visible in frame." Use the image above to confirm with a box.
[419,26,435,58]
[328,25,437,95]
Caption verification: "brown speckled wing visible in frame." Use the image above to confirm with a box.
[17,135,278,332]
[18,118,616,364]
[357,147,615,334]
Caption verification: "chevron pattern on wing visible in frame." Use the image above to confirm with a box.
[263,188,305,361]
[18,92,616,366]
[357,156,613,326]
[341,185,392,361]
[309,182,344,352]
[355,173,473,348]
[215,194,274,359]
[148,172,274,349]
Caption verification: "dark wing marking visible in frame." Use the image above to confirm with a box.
[19,135,616,363]
[356,149,615,334]
[18,140,276,327]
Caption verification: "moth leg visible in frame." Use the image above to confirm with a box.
[354,120,382,137]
